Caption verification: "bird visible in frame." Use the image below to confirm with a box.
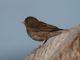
[23,16,63,45]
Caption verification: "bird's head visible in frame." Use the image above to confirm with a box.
[22,16,39,28]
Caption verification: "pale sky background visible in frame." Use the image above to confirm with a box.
[0,0,80,60]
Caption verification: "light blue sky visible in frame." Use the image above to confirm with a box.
[0,0,80,60]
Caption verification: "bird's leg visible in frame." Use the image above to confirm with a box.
[38,39,48,48]
[40,40,47,46]
[43,40,47,45]
[38,40,47,48]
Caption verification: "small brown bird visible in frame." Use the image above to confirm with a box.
[23,16,63,45]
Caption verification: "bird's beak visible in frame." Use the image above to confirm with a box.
[21,21,25,24]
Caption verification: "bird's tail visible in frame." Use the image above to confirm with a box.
[58,28,65,30]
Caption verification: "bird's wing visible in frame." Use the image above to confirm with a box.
[33,21,63,32]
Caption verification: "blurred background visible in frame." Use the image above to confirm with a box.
[0,0,80,60]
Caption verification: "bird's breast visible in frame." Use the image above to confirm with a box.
[28,28,33,32]
[27,29,49,41]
